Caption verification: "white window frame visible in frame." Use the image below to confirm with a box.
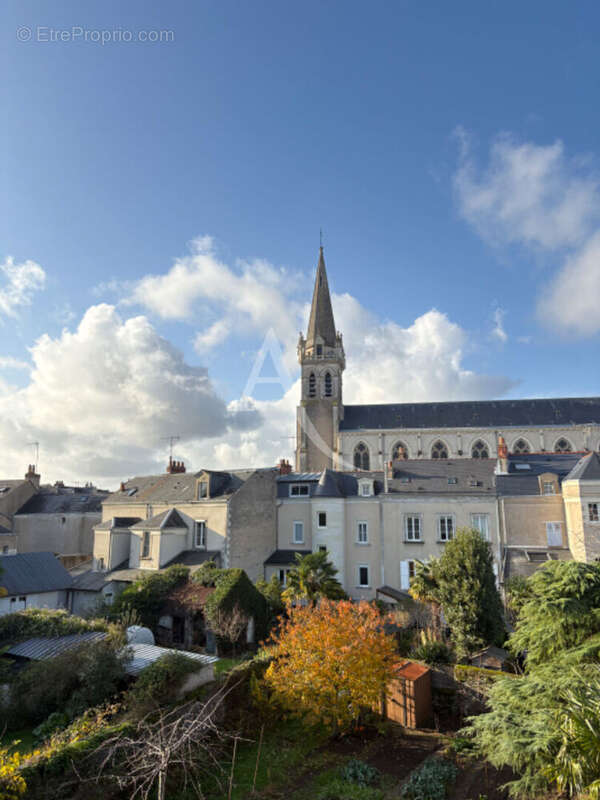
[141,531,151,559]
[358,564,370,588]
[404,514,422,542]
[542,481,556,495]
[293,521,304,544]
[471,513,490,541]
[588,503,599,523]
[289,483,309,497]
[438,515,455,542]
[359,480,373,497]
[197,481,208,500]
[357,521,368,544]
[194,520,207,549]
[317,511,327,528]
[278,568,290,586]
[400,559,416,590]
[546,521,563,547]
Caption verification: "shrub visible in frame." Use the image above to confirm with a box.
[127,652,201,711]
[395,628,415,656]
[32,713,69,742]
[110,564,189,629]
[195,566,270,642]
[3,639,128,728]
[0,608,107,645]
[0,746,28,800]
[340,759,381,786]
[401,757,458,800]
[412,632,453,665]
[316,778,383,800]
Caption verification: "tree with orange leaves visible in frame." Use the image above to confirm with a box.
[264,599,396,732]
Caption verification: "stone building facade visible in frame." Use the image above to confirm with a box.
[296,248,600,474]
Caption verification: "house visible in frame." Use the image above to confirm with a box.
[0,551,73,615]
[270,458,500,600]
[13,483,107,566]
[0,467,40,554]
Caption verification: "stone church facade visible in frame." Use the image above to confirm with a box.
[296,248,600,473]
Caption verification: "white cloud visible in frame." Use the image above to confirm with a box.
[0,304,261,486]
[491,307,508,343]
[0,257,46,318]
[453,131,600,336]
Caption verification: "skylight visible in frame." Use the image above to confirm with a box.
[515,464,531,470]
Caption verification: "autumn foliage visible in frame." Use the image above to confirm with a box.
[264,599,396,732]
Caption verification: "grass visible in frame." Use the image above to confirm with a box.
[214,656,245,677]
[203,718,331,800]
[293,767,389,800]
[0,727,37,754]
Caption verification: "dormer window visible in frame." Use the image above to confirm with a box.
[289,483,309,497]
[542,481,555,495]
[359,480,374,497]
[197,481,208,499]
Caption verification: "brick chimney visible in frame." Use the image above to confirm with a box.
[278,458,292,475]
[496,434,509,475]
[120,482,126,492]
[25,464,40,488]
[166,457,186,474]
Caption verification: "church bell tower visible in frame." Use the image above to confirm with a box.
[296,247,345,472]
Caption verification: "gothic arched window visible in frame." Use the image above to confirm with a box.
[391,441,409,460]
[512,438,531,454]
[554,437,572,453]
[471,440,489,459]
[308,372,316,398]
[354,442,370,470]
[431,441,448,459]
[324,372,332,397]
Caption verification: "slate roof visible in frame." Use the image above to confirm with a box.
[0,552,73,595]
[130,509,188,530]
[503,547,572,580]
[565,452,600,481]
[0,480,30,495]
[105,550,221,584]
[496,453,582,496]
[306,247,338,348]
[105,470,263,504]
[388,460,496,494]
[264,549,311,565]
[94,517,141,530]
[16,488,107,515]
[340,396,600,431]
[70,569,112,592]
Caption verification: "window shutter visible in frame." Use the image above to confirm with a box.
[400,560,410,590]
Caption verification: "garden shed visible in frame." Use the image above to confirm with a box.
[383,660,432,729]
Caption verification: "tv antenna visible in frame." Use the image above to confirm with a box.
[27,441,39,471]
[161,435,180,459]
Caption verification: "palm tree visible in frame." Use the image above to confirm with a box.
[409,558,442,635]
[282,550,346,607]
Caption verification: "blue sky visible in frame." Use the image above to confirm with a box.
[3,0,600,484]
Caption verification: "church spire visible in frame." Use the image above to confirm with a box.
[306,246,337,349]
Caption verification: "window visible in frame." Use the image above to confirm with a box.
[318,512,327,528]
[357,521,368,544]
[400,560,416,590]
[354,442,370,470]
[359,481,373,496]
[431,441,448,459]
[392,441,409,460]
[104,592,113,605]
[324,372,332,397]
[127,487,138,496]
[513,439,531,454]
[358,565,370,588]
[554,438,572,453]
[546,521,563,547]
[195,521,206,548]
[471,513,490,540]
[589,503,599,522]
[542,481,556,495]
[142,531,150,558]
[197,481,208,499]
[2,545,8,554]
[447,477,458,485]
[405,515,422,542]
[278,568,290,586]
[97,557,105,571]
[293,521,304,544]
[471,440,489,459]
[316,344,323,357]
[308,372,316,398]
[289,484,309,497]
[438,515,454,541]
[319,545,327,552]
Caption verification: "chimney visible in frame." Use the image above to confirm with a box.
[278,458,292,475]
[120,482,126,492]
[25,464,40,489]
[167,457,186,474]
[496,434,509,475]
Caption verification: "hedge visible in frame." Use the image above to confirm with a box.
[193,564,269,640]
[110,564,190,628]
[0,608,108,646]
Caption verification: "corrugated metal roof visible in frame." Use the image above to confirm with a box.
[6,632,107,660]
[125,643,219,676]
[0,552,73,595]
